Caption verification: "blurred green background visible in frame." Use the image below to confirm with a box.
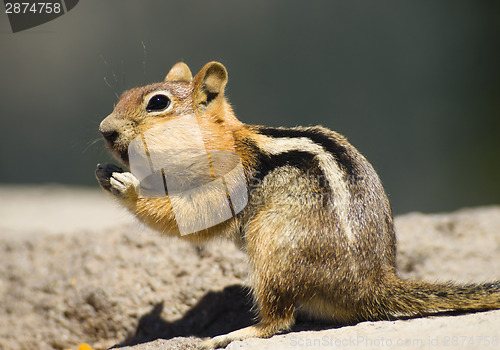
[0,1,499,215]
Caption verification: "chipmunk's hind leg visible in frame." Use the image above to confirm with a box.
[202,283,295,348]
[202,263,296,349]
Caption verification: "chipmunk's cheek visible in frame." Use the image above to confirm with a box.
[119,149,130,167]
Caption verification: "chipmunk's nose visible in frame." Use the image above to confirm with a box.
[99,115,119,145]
[101,129,119,144]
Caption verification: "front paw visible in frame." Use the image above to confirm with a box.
[95,163,139,199]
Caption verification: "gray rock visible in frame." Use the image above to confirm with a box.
[0,187,498,350]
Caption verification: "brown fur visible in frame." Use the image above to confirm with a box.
[95,61,500,349]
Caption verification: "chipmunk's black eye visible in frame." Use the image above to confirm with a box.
[146,94,171,112]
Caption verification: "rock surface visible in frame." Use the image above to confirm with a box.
[0,185,499,350]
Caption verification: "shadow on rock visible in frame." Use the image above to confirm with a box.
[113,285,256,347]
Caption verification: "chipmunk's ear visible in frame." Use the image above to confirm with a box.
[165,62,193,83]
[192,62,228,107]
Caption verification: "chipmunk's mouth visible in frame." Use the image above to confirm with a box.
[100,132,130,168]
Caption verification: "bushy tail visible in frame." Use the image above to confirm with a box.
[372,278,500,319]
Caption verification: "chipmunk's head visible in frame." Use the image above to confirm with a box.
[99,61,241,168]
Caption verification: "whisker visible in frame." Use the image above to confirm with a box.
[104,76,113,88]
[83,137,103,154]
[121,60,126,90]
[100,53,121,99]
[141,40,147,83]
[99,54,108,66]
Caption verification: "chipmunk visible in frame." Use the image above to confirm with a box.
[96,61,500,349]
